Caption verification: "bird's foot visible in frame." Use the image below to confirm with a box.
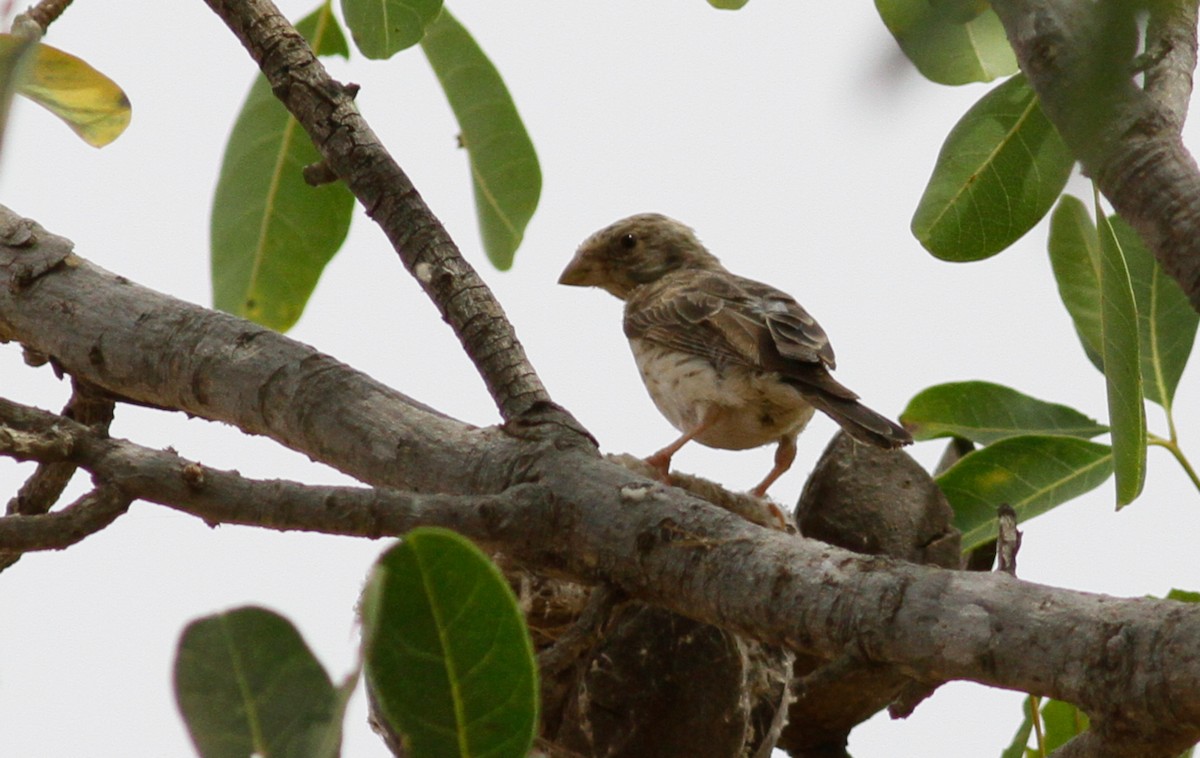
[745,493,790,532]
[644,451,673,483]
[748,481,792,531]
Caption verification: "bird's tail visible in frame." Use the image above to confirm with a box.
[806,393,912,450]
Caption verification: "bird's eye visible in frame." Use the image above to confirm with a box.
[619,233,638,249]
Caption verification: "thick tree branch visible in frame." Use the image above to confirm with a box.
[7,380,1200,755]
[5,199,1200,753]
[1145,0,1199,131]
[991,0,1200,311]
[8,0,1200,742]
[0,205,536,495]
[200,0,566,425]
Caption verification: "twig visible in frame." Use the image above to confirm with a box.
[996,503,1022,576]
[22,0,74,31]
[6,380,113,517]
[0,395,556,542]
[0,486,129,552]
[538,585,621,677]
[1,383,115,568]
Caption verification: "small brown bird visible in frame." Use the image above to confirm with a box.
[559,213,911,497]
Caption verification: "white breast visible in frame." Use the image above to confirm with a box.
[629,338,815,450]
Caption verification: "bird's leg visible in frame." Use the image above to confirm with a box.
[645,407,723,483]
[750,434,797,498]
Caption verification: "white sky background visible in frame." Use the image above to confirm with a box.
[1,2,1198,756]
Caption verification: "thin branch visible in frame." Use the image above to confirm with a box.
[6,380,113,517]
[199,0,572,427]
[0,396,554,542]
[538,586,621,677]
[21,0,74,31]
[0,487,129,552]
[996,503,1022,576]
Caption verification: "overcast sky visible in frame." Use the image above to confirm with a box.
[2,2,1199,756]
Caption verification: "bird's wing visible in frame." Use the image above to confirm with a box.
[623,270,756,367]
[623,270,852,394]
[728,275,837,369]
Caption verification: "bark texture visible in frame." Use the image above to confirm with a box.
[3,0,1200,756]
[4,207,1200,756]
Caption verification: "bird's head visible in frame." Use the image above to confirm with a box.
[559,213,723,300]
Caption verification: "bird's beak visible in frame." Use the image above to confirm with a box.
[558,250,596,287]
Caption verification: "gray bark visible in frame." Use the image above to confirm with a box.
[3,204,1200,756]
[3,0,1200,755]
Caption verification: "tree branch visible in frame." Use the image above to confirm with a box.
[6,380,114,518]
[0,487,129,552]
[23,0,75,31]
[0,205,534,495]
[6,0,1200,742]
[0,396,553,544]
[1145,0,1199,131]
[991,0,1200,311]
[4,193,1200,754]
[199,0,570,425]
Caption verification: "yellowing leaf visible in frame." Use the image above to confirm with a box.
[936,435,1113,550]
[0,35,130,147]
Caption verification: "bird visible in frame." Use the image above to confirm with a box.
[558,213,911,498]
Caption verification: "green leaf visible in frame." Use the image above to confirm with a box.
[1167,588,1200,603]
[421,9,541,270]
[1097,210,1147,506]
[902,381,1107,445]
[1041,699,1088,752]
[0,31,38,152]
[708,0,750,8]
[174,606,342,758]
[210,4,354,332]
[341,0,442,58]
[0,35,130,147]
[1048,195,1104,371]
[912,74,1074,261]
[363,527,538,758]
[1111,216,1200,412]
[875,0,1017,85]
[1000,695,1036,758]
[936,435,1113,551]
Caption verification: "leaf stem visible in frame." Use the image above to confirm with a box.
[1147,433,1200,493]
[1031,694,1047,757]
